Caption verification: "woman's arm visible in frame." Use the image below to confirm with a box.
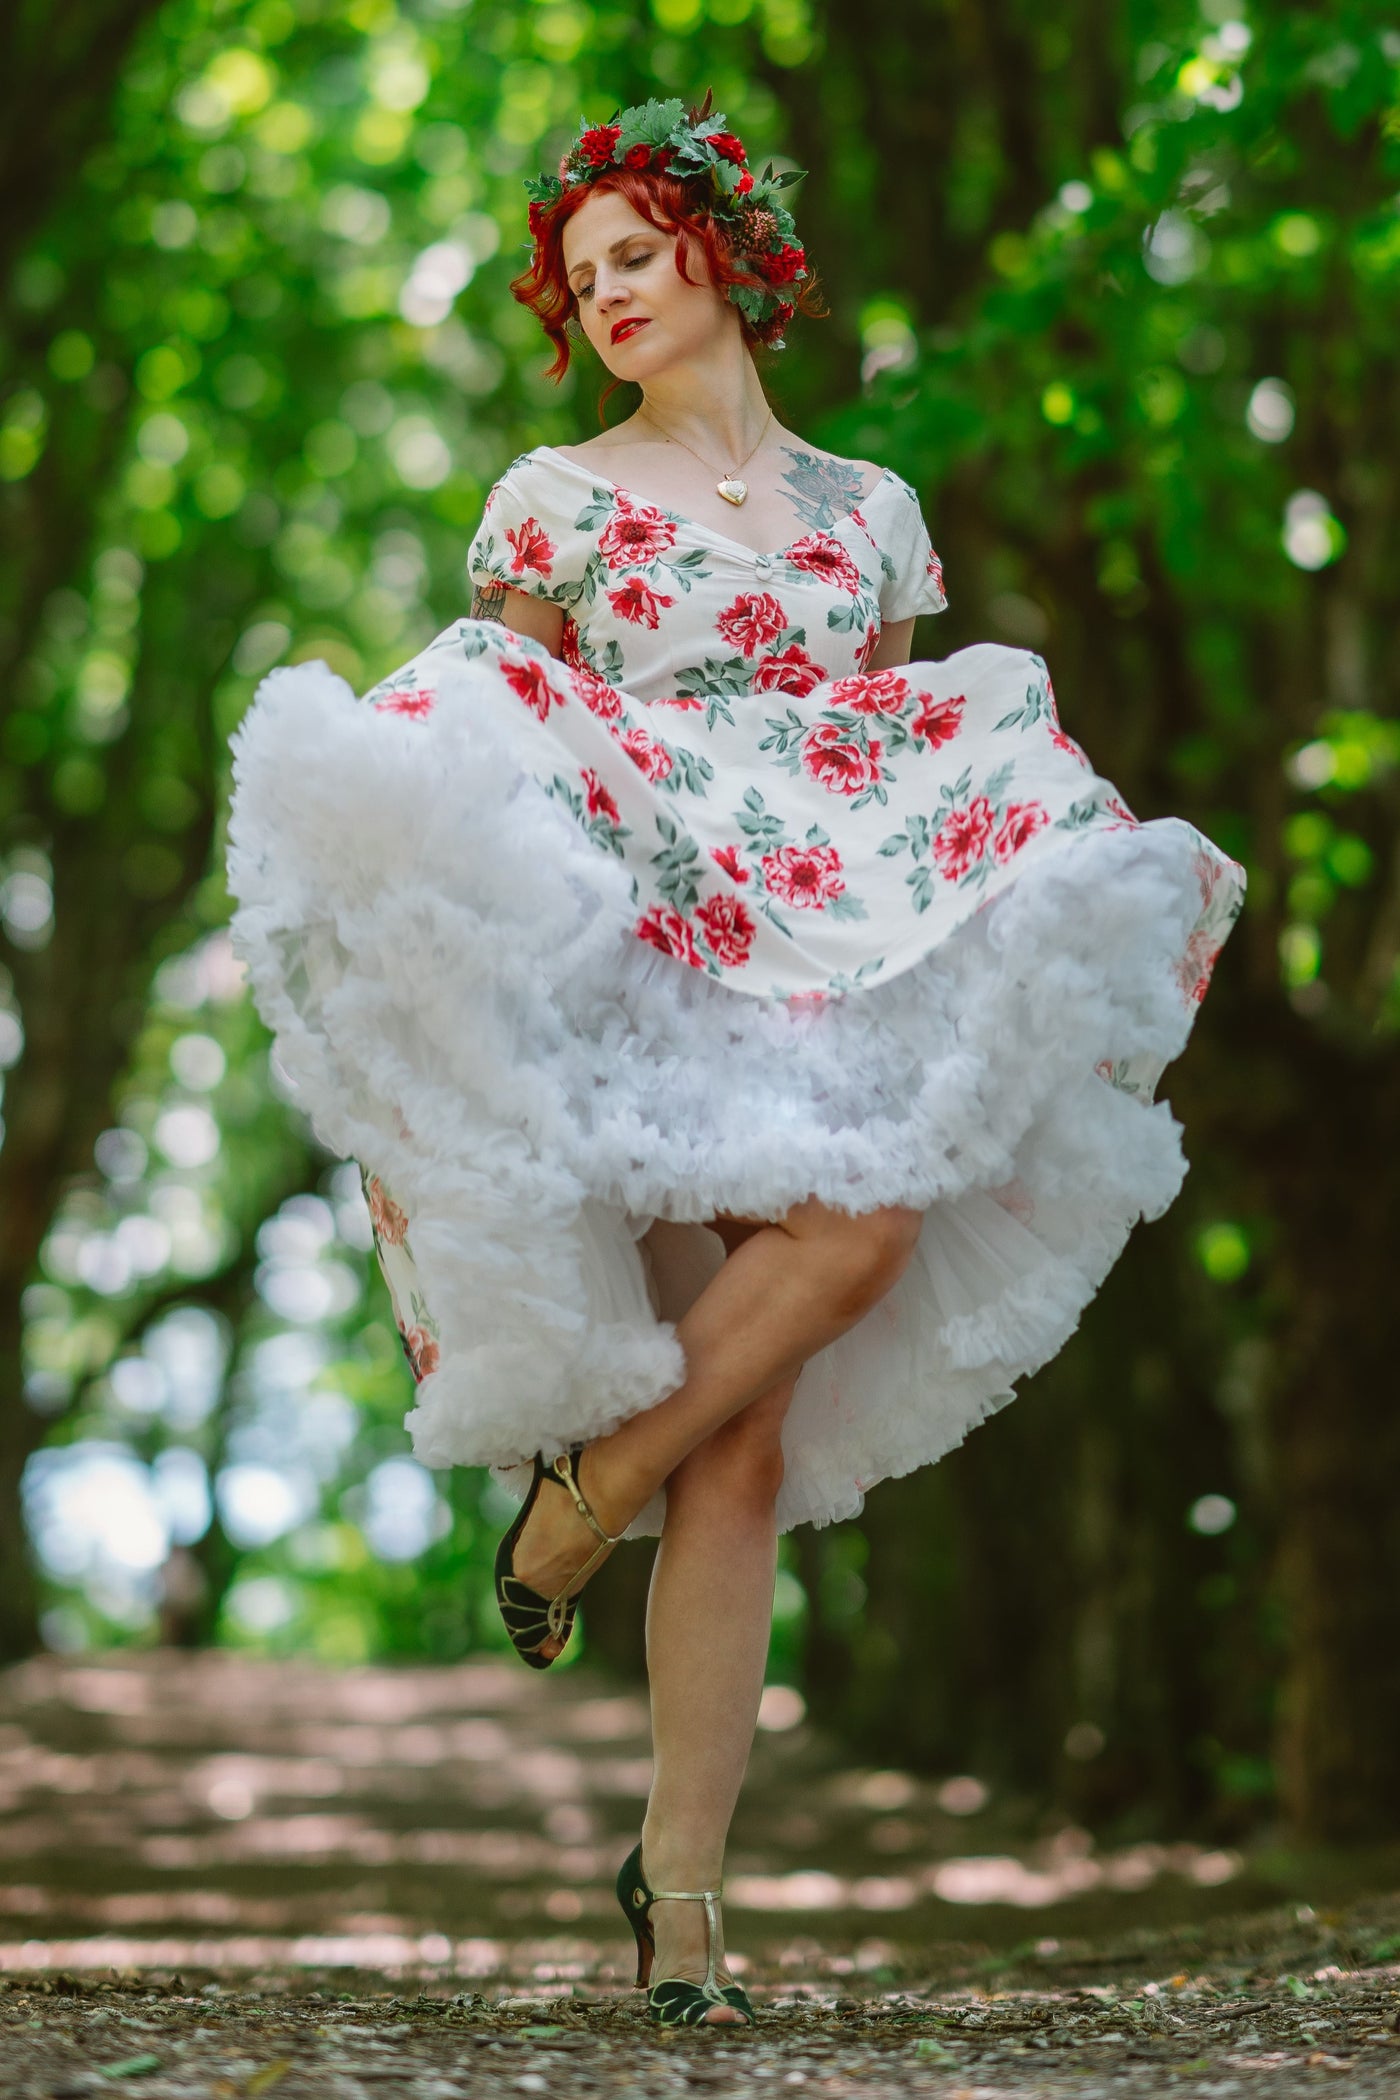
[473,582,566,660]
[865,616,915,673]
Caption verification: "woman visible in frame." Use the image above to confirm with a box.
[226,96,1245,2026]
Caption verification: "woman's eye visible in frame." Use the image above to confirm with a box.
[625,252,652,269]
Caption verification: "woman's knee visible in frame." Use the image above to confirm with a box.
[792,1201,922,1320]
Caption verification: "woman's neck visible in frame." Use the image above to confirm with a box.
[632,342,772,470]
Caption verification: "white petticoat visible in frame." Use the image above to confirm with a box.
[226,648,1241,1534]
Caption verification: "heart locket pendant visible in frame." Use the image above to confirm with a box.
[716,478,748,507]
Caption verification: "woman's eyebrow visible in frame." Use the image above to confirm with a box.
[566,235,641,284]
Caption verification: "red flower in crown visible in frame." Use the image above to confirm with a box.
[578,124,621,167]
[707,131,748,165]
[735,171,755,196]
[756,242,805,286]
[624,144,651,169]
[695,891,756,966]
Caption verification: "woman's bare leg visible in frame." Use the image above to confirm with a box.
[511,1197,921,1655]
[639,1368,795,2022]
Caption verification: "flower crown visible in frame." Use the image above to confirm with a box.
[524,91,809,343]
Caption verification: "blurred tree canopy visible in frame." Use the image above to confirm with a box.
[2,0,1397,1845]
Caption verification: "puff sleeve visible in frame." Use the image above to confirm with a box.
[466,454,579,607]
[875,472,949,623]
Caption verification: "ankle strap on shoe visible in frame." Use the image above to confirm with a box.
[550,1449,625,1547]
[643,1886,724,1998]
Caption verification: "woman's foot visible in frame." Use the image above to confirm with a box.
[507,1447,630,1662]
[648,1893,749,2024]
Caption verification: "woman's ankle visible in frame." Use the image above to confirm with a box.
[640,1818,725,1892]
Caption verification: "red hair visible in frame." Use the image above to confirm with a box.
[509,166,824,384]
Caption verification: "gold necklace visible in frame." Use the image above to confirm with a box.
[637,404,774,507]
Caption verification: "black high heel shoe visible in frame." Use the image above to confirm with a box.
[493,1445,623,1670]
[616,1840,755,2026]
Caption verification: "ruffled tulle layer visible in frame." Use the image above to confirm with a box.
[227,656,1243,1533]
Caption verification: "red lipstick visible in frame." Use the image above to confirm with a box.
[611,317,650,345]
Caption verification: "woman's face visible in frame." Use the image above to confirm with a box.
[560,187,735,378]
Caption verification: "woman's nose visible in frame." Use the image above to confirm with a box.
[594,271,629,313]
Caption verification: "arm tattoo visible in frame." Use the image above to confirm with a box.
[778,447,869,532]
[471,581,507,623]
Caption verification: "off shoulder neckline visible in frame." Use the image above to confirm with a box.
[528,445,897,564]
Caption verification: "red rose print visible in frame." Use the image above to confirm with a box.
[710,843,749,883]
[992,799,1049,864]
[581,767,620,823]
[651,693,705,711]
[635,903,702,969]
[927,549,945,599]
[716,591,787,655]
[366,1174,409,1245]
[501,656,563,720]
[1176,930,1222,1005]
[1105,794,1140,827]
[403,1325,440,1381]
[932,795,996,880]
[707,131,748,165]
[373,687,434,720]
[570,665,623,718]
[855,622,882,672]
[827,670,912,715]
[608,576,674,627]
[912,692,965,748]
[619,724,673,782]
[786,532,863,594]
[624,143,651,169]
[695,891,756,966]
[560,614,586,669]
[801,723,884,796]
[504,517,556,579]
[849,506,877,546]
[578,123,621,166]
[599,497,677,569]
[761,842,846,909]
[751,643,826,696]
[1050,724,1090,765]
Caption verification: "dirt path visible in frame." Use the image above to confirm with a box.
[2,1652,1398,2095]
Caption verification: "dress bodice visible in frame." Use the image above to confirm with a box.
[466,447,948,707]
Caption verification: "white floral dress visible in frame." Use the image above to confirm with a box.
[226,447,1245,1533]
